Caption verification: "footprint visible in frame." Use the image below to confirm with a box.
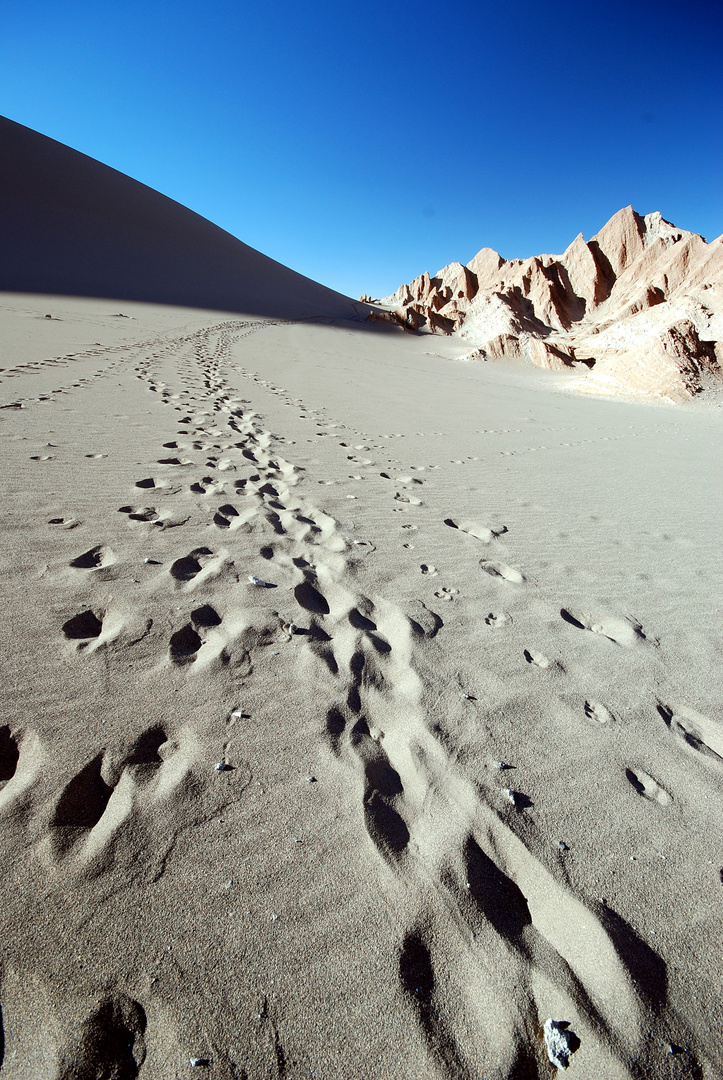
[523,649,557,669]
[420,564,437,576]
[62,610,103,640]
[69,545,115,570]
[0,726,19,785]
[405,601,443,639]
[480,561,525,584]
[394,492,422,505]
[57,995,146,1078]
[191,604,222,628]
[444,518,506,543]
[169,624,203,664]
[48,517,80,529]
[464,835,531,936]
[352,720,409,859]
[434,587,458,602]
[560,609,651,648]
[124,726,169,772]
[584,700,615,725]
[625,768,671,805]
[52,754,114,848]
[213,504,239,529]
[658,704,723,763]
[169,548,213,582]
[294,581,330,615]
[118,505,158,522]
[325,706,347,755]
[348,604,377,632]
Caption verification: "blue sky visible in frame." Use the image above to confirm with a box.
[2,0,722,298]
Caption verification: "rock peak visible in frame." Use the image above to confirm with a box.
[369,206,722,401]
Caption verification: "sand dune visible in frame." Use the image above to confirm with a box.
[0,128,722,1078]
[0,116,366,321]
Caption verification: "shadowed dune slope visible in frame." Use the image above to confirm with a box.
[0,116,365,320]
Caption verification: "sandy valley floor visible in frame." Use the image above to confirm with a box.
[0,292,721,1079]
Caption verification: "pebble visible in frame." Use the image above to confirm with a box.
[558,840,569,852]
[306,775,317,783]
[543,1019,579,1069]
[248,574,271,587]
[214,762,234,772]
[503,788,529,809]
[189,1058,210,1068]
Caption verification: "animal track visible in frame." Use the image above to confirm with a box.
[485,611,512,628]
[584,700,615,725]
[625,767,672,805]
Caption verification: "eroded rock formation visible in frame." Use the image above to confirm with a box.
[366,207,723,401]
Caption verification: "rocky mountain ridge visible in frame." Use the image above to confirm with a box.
[362,207,723,401]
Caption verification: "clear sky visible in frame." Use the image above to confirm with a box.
[2,0,722,299]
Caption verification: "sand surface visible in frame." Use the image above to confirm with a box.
[0,292,721,1078]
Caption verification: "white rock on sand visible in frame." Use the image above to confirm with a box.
[0,117,721,1078]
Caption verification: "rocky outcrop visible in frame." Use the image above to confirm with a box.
[368,206,723,401]
[569,319,721,402]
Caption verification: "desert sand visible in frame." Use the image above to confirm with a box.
[0,118,722,1079]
